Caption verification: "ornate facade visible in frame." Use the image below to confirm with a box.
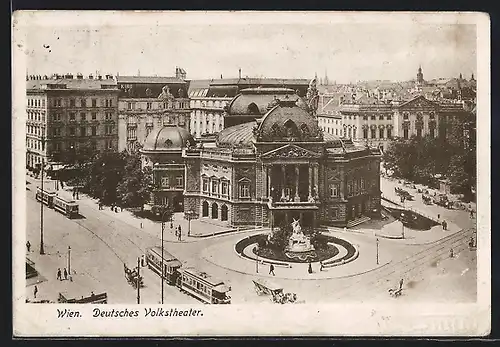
[181,86,382,228]
[117,75,191,153]
[26,73,119,170]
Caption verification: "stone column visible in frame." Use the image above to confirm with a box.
[281,165,286,200]
[267,165,271,198]
[313,164,319,198]
[308,165,313,200]
[294,165,300,202]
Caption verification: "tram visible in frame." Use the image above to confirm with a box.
[145,246,182,286]
[53,195,79,218]
[178,267,231,304]
[35,187,57,208]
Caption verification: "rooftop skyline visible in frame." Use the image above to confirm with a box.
[16,12,478,84]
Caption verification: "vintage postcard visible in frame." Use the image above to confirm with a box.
[12,11,490,336]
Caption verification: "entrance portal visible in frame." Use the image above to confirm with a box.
[211,202,219,219]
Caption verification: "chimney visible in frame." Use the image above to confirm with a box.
[98,75,102,80]
[221,74,223,79]
[77,73,83,79]
[239,68,241,79]
[89,74,94,79]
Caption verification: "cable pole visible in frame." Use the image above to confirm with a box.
[137,257,140,304]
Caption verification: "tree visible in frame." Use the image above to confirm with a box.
[84,151,128,205]
[268,223,292,251]
[116,152,152,210]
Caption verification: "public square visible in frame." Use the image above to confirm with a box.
[25,173,477,304]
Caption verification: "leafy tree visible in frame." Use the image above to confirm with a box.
[116,152,152,210]
[268,223,292,251]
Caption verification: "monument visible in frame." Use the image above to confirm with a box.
[286,219,315,253]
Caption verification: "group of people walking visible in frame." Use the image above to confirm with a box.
[56,267,69,281]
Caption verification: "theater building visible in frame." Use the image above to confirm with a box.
[141,82,382,228]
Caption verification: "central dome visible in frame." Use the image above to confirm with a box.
[142,125,195,152]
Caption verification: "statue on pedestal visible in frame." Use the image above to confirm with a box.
[286,219,315,253]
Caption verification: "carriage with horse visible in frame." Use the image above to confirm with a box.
[124,263,144,288]
[252,278,302,304]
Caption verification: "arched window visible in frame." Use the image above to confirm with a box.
[247,103,260,115]
[283,119,299,138]
[202,201,209,217]
[211,202,219,219]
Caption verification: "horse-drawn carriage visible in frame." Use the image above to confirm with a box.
[124,263,144,289]
[252,278,301,304]
[395,187,414,201]
[388,287,403,298]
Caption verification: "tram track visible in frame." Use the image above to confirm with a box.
[333,227,476,300]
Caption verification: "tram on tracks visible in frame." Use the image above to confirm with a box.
[53,194,79,219]
[145,246,231,304]
[146,246,182,286]
[178,267,231,304]
[35,187,57,208]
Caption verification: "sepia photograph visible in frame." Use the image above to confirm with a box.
[12,11,490,336]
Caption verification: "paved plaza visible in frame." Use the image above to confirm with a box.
[25,174,477,304]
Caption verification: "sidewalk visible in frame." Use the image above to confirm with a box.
[71,190,262,243]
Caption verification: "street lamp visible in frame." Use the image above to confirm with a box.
[68,246,71,280]
[39,136,46,255]
[255,244,259,273]
[376,238,379,265]
[160,206,171,304]
[400,213,405,239]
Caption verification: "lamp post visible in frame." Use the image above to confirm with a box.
[400,212,405,239]
[68,245,71,277]
[255,244,259,273]
[376,238,379,265]
[39,136,46,255]
[160,206,170,304]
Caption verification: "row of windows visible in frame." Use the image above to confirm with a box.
[54,140,113,151]
[182,275,211,296]
[402,127,436,139]
[321,126,340,136]
[202,178,230,197]
[27,138,44,151]
[347,178,370,197]
[127,116,186,127]
[52,125,114,137]
[51,98,114,108]
[27,98,45,108]
[68,112,114,121]
[159,175,184,189]
[126,101,188,110]
[363,128,393,139]
[27,112,45,122]
[190,100,228,109]
[361,115,393,121]
[320,118,340,125]
[26,125,45,136]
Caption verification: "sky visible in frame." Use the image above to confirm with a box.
[18,13,478,84]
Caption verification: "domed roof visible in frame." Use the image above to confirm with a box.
[216,122,255,148]
[226,88,303,117]
[142,125,195,152]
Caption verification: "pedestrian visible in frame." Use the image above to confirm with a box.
[437,213,440,220]
[269,264,275,276]
[308,262,313,274]
[57,268,62,281]
[33,285,38,299]
[450,248,454,258]
[470,209,474,219]
[141,255,145,267]
[26,241,31,252]
[63,268,68,280]
[170,221,173,229]
[319,261,324,272]
[399,278,404,290]
[443,220,447,231]
[72,190,76,199]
